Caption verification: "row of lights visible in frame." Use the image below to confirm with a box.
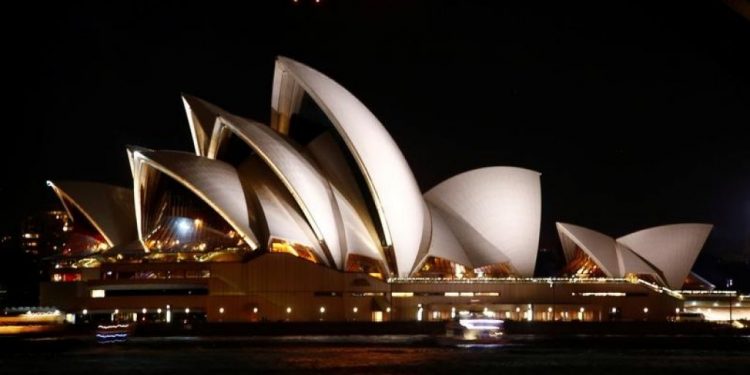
[86,306,656,316]
[82,305,202,319]
[88,305,390,316]
[83,304,694,320]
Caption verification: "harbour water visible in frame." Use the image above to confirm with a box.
[2,334,749,374]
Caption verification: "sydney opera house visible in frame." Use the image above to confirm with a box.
[40,57,736,324]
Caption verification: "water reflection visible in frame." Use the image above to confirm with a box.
[1,335,749,374]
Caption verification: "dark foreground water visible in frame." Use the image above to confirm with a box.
[2,335,749,374]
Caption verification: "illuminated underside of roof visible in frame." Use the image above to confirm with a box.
[46,181,137,248]
[130,150,259,251]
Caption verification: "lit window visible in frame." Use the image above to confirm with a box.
[392,292,413,298]
[91,289,105,298]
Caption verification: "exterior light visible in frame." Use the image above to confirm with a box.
[219,307,225,314]
[643,307,649,313]
[675,308,680,314]
[142,308,147,314]
[320,306,326,314]
[82,309,88,315]
[353,307,358,313]
[386,307,391,313]
[185,308,190,314]
[612,307,617,313]
[157,308,162,314]
[548,307,553,313]
[253,307,259,314]
[114,309,119,314]
[515,307,521,312]
[579,307,585,312]
[177,218,192,235]
[286,307,292,314]
[166,305,171,310]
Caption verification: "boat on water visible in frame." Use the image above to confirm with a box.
[0,308,66,336]
[440,312,505,346]
[96,323,131,343]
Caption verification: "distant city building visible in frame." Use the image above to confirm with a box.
[20,210,70,258]
[39,57,748,323]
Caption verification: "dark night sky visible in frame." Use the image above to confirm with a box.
[2,1,749,262]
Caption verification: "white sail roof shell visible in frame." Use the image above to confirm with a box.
[236,158,326,263]
[617,224,713,289]
[208,112,345,268]
[425,167,542,276]
[272,56,429,277]
[412,203,474,273]
[131,150,259,250]
[556,222,712,288]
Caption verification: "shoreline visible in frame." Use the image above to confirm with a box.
[2,320,748,341]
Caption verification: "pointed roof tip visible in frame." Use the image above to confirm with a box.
[180,93,202,106]
[180,92,193,104]
[46,180,131,190]
[556,222,618,239]
[125,145,154,154]
[617,223,714,240]
[181,94,227,113]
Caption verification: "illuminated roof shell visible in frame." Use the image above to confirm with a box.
[556,222,712,289]
[424,167,542,276]
[617,224,712,289]
[208,112,346,268]
[272,56,429,277]
[412,203,474,273]
[130,150,259,250]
